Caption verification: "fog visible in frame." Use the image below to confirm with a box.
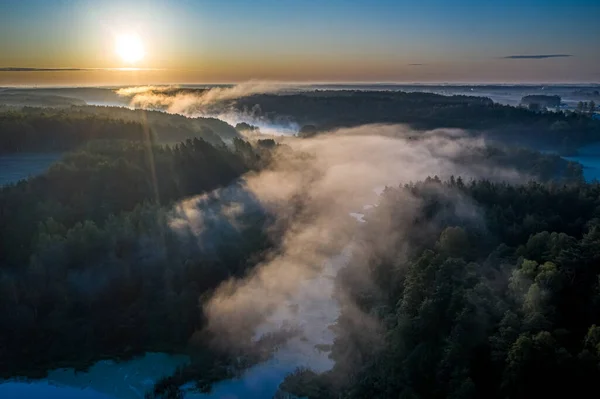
[117,81,291,115]
[167,124,525,396]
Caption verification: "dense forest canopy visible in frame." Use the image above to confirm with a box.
[225,91,600,151]
[280,178,600,399]
[0,105,240,153]
[0,135,273,378]
[0,136,260,266]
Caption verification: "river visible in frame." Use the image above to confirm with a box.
[562,142,600,182]
[0,353,190,399]
[0,153,61,186]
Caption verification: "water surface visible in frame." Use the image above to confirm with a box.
[0,153,61,186]
[0,353,190,399]
[563,142,600,181]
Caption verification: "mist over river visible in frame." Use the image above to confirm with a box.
[0,209,364,399]
[0,241,352,399]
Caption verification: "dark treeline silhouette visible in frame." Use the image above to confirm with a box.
[281,178,600,399]
[235,122,260,133]
[520,95,561,108]
[62,105,240,142]
[0,109,148,153]
[230,91,600,151]
[577,101,597,115]
[0,105,240,153]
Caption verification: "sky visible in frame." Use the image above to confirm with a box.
[0,0,599,85]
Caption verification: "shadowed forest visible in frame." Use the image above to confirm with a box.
[0,105,240,153]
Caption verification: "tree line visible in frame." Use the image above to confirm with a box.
[229,91,600,151]
[0,105,240,153]
[576,101,597,115]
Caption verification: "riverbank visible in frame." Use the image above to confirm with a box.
[0,353,190,399]
[0,153,61,186]
[562,142,600,181]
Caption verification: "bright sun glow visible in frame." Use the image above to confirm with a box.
[115,34,145,64]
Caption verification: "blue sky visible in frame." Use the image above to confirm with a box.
[0,0,598,83]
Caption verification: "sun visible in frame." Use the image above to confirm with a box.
[115,33,145,64]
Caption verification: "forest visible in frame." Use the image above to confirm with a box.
[227,91,600,151]
[0,135,273,377]
[0,98,598,398]
[0,105,239,153]
[280,178,600,399]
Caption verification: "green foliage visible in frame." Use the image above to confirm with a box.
[0,136,276,377]
[0,138,248,267]
[285,178,600,399]
[436,226,470,257]
[0,105,240,153]
[0,109,149,153]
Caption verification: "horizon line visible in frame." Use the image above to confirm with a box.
[1,81,600,90]
[0,67,166,72]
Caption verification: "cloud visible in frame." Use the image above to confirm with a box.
[503,54,572,59]
[408,63,426,66]
[116,81,302,134]
[0,67,88,72]
[0,67,164,72]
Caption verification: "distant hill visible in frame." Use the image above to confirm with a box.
[62,105,241,144]
[0,92,86,107]
[0,105,241,153]
[217,90,599,150]
[0,87,127,106]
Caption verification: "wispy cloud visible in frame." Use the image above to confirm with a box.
[503,54,572,59]
[0,67,164,72]
[118,81,291,114]
[0,67,88,72]
[408,63,426,66]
